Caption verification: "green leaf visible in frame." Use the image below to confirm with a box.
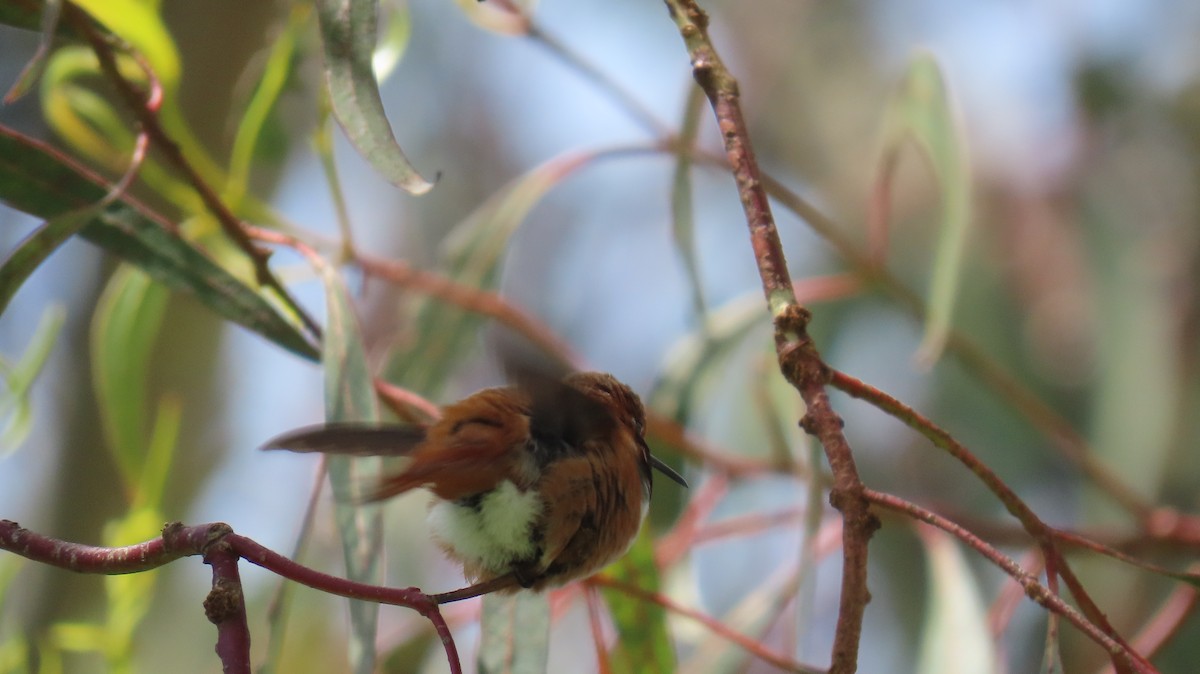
[477,592,550,674]
[653,292,767,424]
[879,51,972,367]
[225,5,310,211]
[71,0,181,89]
[0,626,30,674]
[0,125,319,361]
[0,204,101,317]
[90,267,168,491]
[602,529,675,674]
[316,0,433,194]
[0,306,64,453]
[103,506,166,667]
[2,0,63,103]
[0,0,80,36]
[46,0,229,211]
[1040,611,1064,674]
[132,394,181,510]
[671,83,708,321]
[915,525,996,674]
[317,260,384,674]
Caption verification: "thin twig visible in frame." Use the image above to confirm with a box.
[660,3,877,671]
[204,542,253,674]
[589,576,822,674]
[831,369,1152,673]
[863,492,1153,673]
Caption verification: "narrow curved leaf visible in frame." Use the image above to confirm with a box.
[478,592,550,674]
[879,51,971,367]
[317,260,383,674]
[91,267,168,490]
[0,306,64,453]
[0,0,80,36]
[671,83,708,321]
[3,0,63,103]
[915,525,996,674]
[226,5,310,211]
[653,292,767,424]
[0,125,319,361]
[316,0,433,194]
[602,529,675,674]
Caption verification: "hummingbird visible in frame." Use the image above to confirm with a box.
[263,371,687,592]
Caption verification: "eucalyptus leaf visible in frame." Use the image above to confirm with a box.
[478,592,550,674]
[90,267,168,489]
[0,306,64,453]
[317,260,384,674]
[316,0,433,194]
[603,529,675,674]
[878,51,971,367]
[915,526,996,674]
[0,125,319,361]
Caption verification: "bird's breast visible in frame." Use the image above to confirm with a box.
[426,480,544,577]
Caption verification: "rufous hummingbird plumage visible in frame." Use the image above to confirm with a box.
[263,371,687,592]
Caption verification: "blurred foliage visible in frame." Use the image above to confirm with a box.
[0,1,1198,673]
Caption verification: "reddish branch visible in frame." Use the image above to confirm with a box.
[833,371,1157,673]
[661,2,877,672]
[0,520,462,674]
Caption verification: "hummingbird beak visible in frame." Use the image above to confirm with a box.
[649,454,688,488]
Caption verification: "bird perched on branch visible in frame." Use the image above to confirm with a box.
[263,370,687,592]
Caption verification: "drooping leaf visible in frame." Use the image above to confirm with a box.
[90,267,168,492]
[915,525,996,674]
[1041,610,1064,674]
[602,529,675,674]
[477,592,550,674]
[653,292,767,425]
[0,306,64,453]
[877,51,971,367]
[0,200,108,317]
[0,125,319,361]
[317,260,384,674]
[315,0,433,194]
[132,393,181,511]
[671,83,708,322]
[0,0,81,36]
[225,5,310,211]
[3,0,63,103]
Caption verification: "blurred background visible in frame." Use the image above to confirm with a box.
[2,0,1200,672]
